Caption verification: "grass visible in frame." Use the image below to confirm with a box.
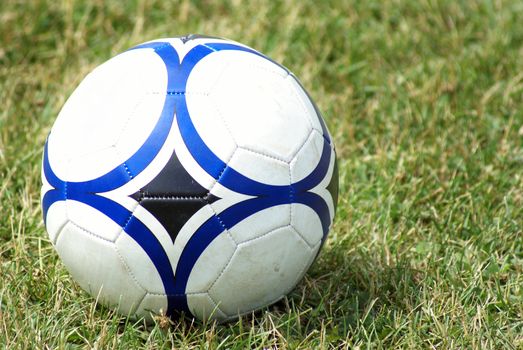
[1,0,522,348]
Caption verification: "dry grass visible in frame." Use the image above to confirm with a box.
[1,0,522,348]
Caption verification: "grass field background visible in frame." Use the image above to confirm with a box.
[1,0,522,348]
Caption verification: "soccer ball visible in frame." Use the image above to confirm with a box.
[41,35,338,322]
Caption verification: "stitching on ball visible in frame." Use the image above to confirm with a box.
[314,127,331,146]
[149,91,209,96]
[114,93,149,150]
[288,126,315,168]
[207,146,237,196]
[140,194,208,201]
[210,206,227,231]
[140,291,190,297]
[208,93,238,145]
[136,190,145,204]
[121,213,134,233]
[68,220,115,243]
[113,200,139,242]
[230,61,289,78]
[113,245,148,294]
[207,248,237,294]
[51,219,70,246]
[122,162,134,179]
[207,203,237,246]
[182,292,227,319]
[206,195,238,280]
[236,224,291,246]
[291,240,322,289]
[288,225,315,250]
[237,146,289,164]
[286,74,316,130]
[288,128,320,184]
[205,293,226,318]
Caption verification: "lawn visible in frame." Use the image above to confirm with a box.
[1,0,522,348]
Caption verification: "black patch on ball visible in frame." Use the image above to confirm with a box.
[131,151,219,243]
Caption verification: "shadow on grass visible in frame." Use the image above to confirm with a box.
[77,238,424,346]
[266,241,425,340]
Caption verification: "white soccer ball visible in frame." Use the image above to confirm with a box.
[41,35,338,322]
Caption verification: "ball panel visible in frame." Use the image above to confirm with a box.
[115,232,166,295]
[306,241,322,269]
[208,226,312,316]
[287,75,324,134]
[289,129,324,183]
[290,204,324,247]
[197,50,310,162]
[44,200,68,244]
[55,222,146,315]
[296,241,322,287]
[185,231,237,294]
[49,49,168,181]
[64,146,119,183]
[185,53,230,94]
[136,293,168,321]
[184,91,237,165]
[92,48,168,94]
[113,92,169,166]
[226,147,291,186]
[187,293,227,321]
[227,204,290,244]
[66,199,123,242]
